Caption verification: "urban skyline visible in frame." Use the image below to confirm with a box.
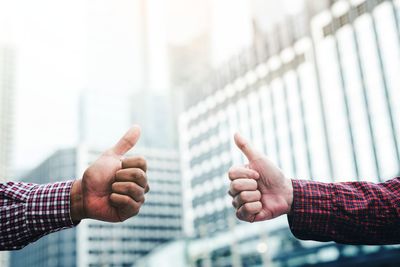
[2,0,400,266]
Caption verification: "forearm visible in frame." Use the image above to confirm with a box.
[288,178,400,245]
[0,181,76,250]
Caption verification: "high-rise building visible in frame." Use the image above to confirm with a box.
[10,146,182,267]
[179,0,400,265]
[312,0,400,181]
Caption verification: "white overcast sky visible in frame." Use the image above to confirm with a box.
[0,0,303,175]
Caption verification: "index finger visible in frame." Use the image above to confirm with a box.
[228,166,259,180]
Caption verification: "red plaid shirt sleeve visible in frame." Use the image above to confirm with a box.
[288,177,400,245]
[0,181,76,250]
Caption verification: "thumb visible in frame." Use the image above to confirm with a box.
[234,133,262,161]
[111,125,141,156]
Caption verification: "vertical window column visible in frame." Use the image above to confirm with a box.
[271,78,295,177]
[354,13,399,178]
[227,102,242,165]
[259,85,280,164]
[298,59,331,180]
[247,91,264,153]
[315,34,356,181]
[336,23,379,181]
[284,68,310,179]
[373,2,400,176]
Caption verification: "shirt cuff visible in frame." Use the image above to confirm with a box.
[26,181,76,235]
[287,179,336,242]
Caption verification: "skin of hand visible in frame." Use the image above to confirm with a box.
[70,125,149,223]
[228,133,293,222]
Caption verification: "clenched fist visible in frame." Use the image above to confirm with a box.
[70,125,149,223]
[228,133,293,222]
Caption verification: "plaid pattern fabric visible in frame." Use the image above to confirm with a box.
[288,177,400,245]
[0,181,75,250]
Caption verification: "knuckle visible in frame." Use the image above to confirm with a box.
[135,186,145,197]
[123,197,131,206]
[243,203,252,212]
[128,183,137,194]
[236,210,245,221]
[231,199,237,208]
[136,157,147,169]
[138,168,146,177]
[229,182,234,191]
[228,167,236,177]
[228,189,234,197]
[235,210,241,219]
[231,181,241,192]
[239,191,248,201]
[132,204,140,216]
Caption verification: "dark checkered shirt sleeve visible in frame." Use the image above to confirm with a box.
[0,181,75,250]
[288,177,400,245]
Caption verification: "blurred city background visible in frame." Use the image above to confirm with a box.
[0,0,400,266]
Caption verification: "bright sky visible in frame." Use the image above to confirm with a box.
[0,0,304,174]
[0,0,86,173]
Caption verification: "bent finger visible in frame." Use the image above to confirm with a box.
[236,201,262,221]
[112,182,145,202]
[115,168,147,188]
[229,179,258,196]
[121,156,147,171]
[232,190,261,208]
[228,166,259,180]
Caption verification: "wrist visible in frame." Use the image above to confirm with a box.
[71,179,85,223]
[285,178,294,214]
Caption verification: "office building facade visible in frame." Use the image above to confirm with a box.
[10,146,182,267]
[179,0,400,264]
